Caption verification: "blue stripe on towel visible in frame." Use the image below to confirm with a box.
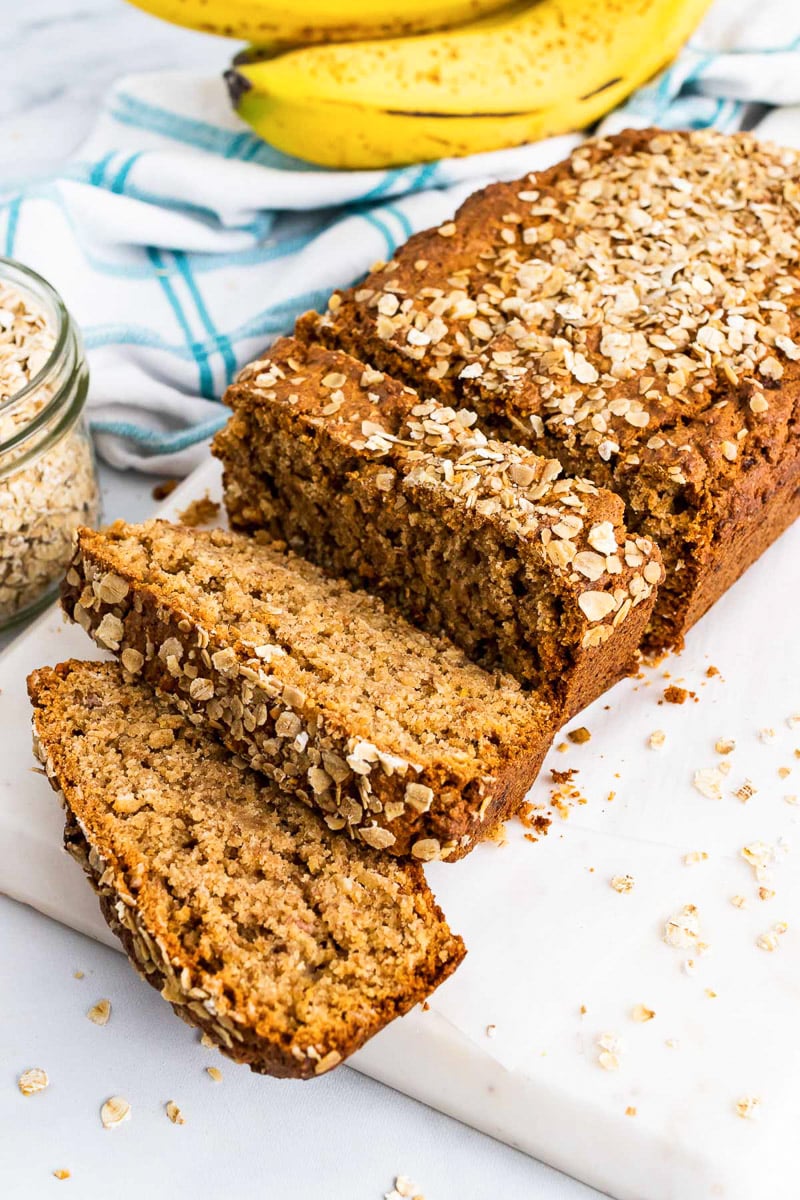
[4,197,21,256]
[173,250,238,386]
[91,412,228,453]
[147,246,216,398]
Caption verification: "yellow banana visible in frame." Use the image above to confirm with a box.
[233,0,713,115]
[228,0,713,168]
[125,0,515,45]
[234,73,650,170]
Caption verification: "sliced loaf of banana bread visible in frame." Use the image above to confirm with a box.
[301,128,800,652]
[61,521,553,862]
[214,336,662,716]
[28,660,465,1079]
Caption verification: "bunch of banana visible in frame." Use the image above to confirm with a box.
[225,0,713,168]
[126,0,514,46]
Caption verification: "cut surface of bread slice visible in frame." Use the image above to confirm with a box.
[62,521,553,862]
[215,335,662,718]
[28,660,465,1079]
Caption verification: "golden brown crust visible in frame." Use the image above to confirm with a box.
[61,522,552,861]
[28,660,465,1078]
[303,128,800,650]
[214,336,662,718]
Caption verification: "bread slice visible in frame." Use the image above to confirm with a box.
[28,660,465,1078]
[214,335,662,718]
[61,521,553,862]
[300,128,800,652]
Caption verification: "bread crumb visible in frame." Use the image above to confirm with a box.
[87,999,111,1026]
[152,479,178,501]
[567,726,591,744]
[610,874,634,894]
[631,1004,655,1023]
[735,1096,761,1120]
[625,1106,637,1117]
[706,665,720,678]
[731,894,748,909]
[715,738,736,755]
[778,766,791,780]
[683,851,708,866]
[53,1170,70,1181]
[758,728,776,744]
[664,685,689,705]
[648,730,665,749]
[18,1068,48,1096]
[73,970,84,980]
[485,1024,496,1038]
[177,495,221,527]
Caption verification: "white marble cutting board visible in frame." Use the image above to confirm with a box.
[2,456,799,1200]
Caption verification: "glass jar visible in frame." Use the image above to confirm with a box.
[0,258,100,630]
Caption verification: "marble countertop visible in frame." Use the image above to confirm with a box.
[0,4,594,1197]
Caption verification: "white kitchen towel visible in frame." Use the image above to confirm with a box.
[2,0,800,475]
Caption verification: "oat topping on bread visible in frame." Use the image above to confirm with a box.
[304,128,800,649]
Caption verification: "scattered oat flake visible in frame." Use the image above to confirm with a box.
[165,1101,184,1125]
[705,988,718,999]
[611,874,635,893]
[87,999,111,1026]
[485,1024,496,1038]
[665,1039,679,1050]
[785,794,798,806]
[731,894,748,909]
[735,1096,761,1120]
[693,767,723,800]
[684,851,708,866]
[758,728,776,744]
[386,1177,424,1200]
[100,1096,131,1129]
[788,715,800,730]
[758,886,775,902]
[648,730,666,749]
[734,779,757,803]
[597,1033,622,1071]
[756,925,786,952]
[663,904,702,950]
[778,766,791,779]
[625,1106,637,1117]
[715,738,736,755]
[631,1004,655,1023]
[53,1170,70,1181]
[73,970,84,980]
[206,1066,222,1083]
[18,1068,48,1096]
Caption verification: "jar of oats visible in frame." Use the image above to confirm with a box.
[0,259,99,628]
